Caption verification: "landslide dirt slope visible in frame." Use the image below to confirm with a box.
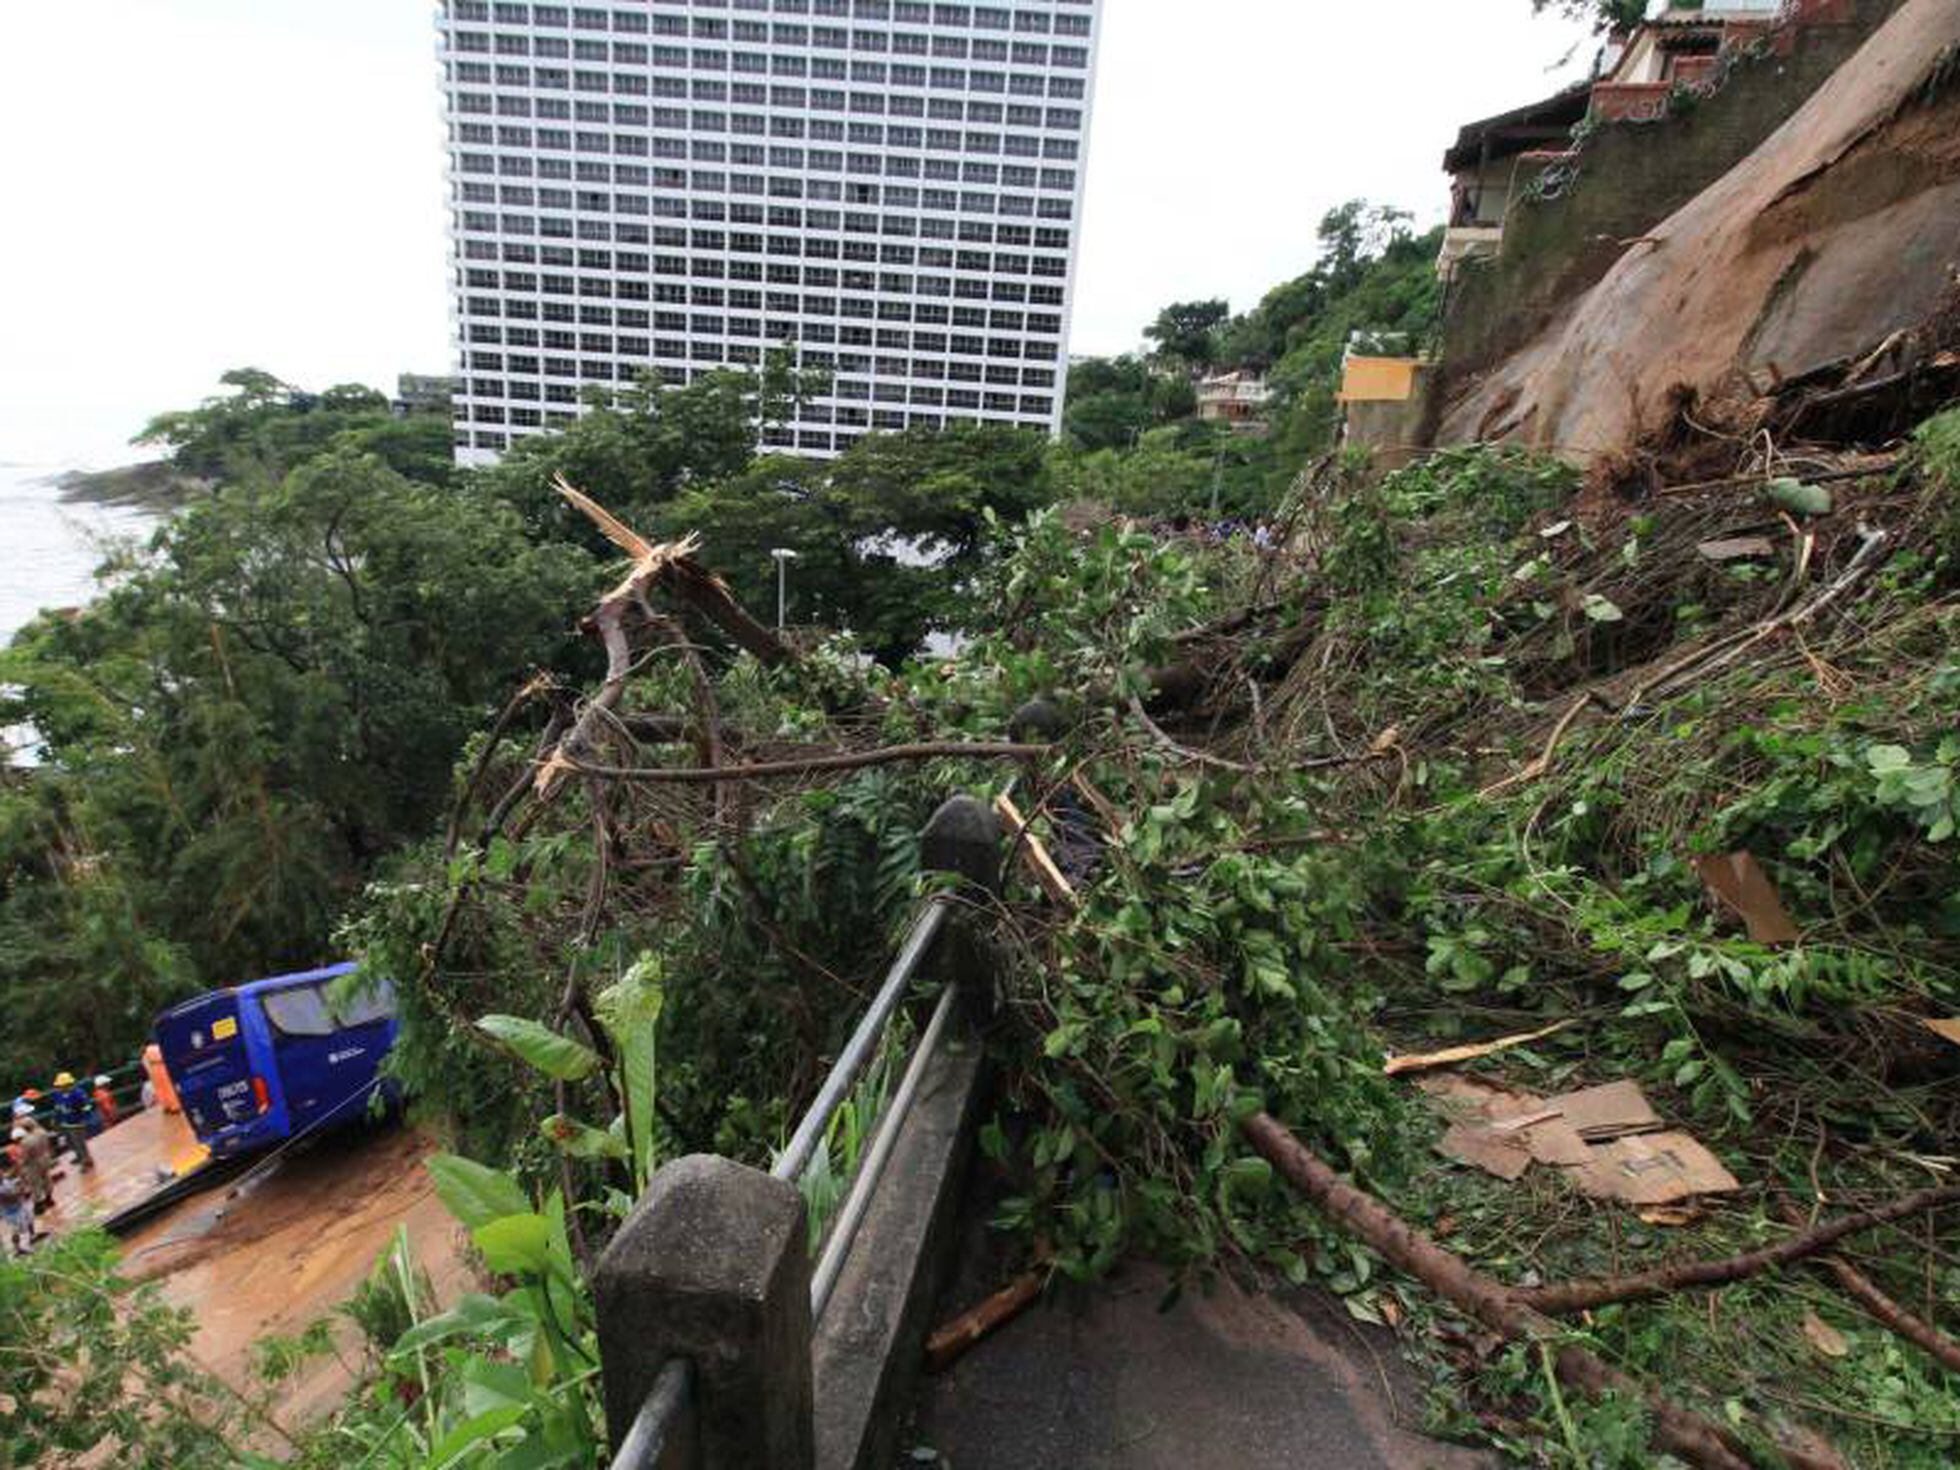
[1441,0,1960,460]
[118,1124,471,1433]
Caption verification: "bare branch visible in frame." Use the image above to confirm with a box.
[556,741,1047,785]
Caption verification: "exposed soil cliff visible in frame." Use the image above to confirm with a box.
[1441,0,1960,461]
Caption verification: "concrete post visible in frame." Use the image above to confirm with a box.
[1007,695,1065,746]
[595,1154,815,1470]
[920,795,1004,1024]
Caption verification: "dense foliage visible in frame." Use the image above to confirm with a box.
[16,182,1955,1469]
[0,396,591,1082]
[351,409,1959,1464]
[0,360,1068,1085]
[1054,200,1444,515]
[1,1230,242,1467]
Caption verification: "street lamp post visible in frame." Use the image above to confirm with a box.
[770,548,799,630]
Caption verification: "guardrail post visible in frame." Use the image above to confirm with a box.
[1008,695,1064,746]
[595,1154,814,1469]
[921,795,1004,1023]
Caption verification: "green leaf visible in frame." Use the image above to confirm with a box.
[474,1212,555,1276]
[979,1119,1009,1164]
[1866,745,1912,774]
[1222,1156,1272,1193]
[1043,1020,1086,1058]
[429,1154,532,1231]
[427,1404,530,1469]
[540,1113,628,1162]
[598,956,663,1193]
[1581,593,1624,623]
[1767,477,1833,517]
[477,1015,602,1081]
[391,1292,533,1358]
[461,1353,537,1417]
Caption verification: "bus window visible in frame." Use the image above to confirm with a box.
[335,978,398,1027]
[262,985,336,1037]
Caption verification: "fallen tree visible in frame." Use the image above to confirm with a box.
[1240,1111,1824,1470]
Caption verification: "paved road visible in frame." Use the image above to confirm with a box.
[910,1260,1490,1470]
[31,1102,207,1236]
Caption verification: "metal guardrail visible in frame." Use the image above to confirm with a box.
[609,872,970,1470]
[808,980,957,1319]
[770,897,950,1186]
[611,1357,693,1470]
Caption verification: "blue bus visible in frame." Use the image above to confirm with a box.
[153,962,400,1158]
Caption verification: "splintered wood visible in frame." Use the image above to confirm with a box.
[1695,850,1799,944]
[1418,1072,1739,1206]
[1381,1020,1571,1076]
[994,792,1078,907]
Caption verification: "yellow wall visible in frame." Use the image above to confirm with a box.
[1338,356,1423,403]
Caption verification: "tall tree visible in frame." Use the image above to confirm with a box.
[657,422,1054,664]
[473,351,827,543]
[1,381,597,1078]
[1144,299,1231,373]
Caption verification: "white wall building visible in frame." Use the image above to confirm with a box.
[436,0,1103,466]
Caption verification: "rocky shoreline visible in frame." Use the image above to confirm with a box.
[54,459,201,511]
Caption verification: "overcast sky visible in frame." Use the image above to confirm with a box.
[0,0,1594,469]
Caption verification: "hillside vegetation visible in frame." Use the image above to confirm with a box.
[8,194,1960,1467]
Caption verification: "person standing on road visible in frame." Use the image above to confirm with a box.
[49,1074,94,1172]
[12,1118,54,1213]
[1,1163,34,1255]
[90,1076,118,1130]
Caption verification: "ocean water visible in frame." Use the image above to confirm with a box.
[0,464,156,646]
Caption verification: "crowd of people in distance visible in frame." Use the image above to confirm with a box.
[3,1068,124,1256]
[1156,515,1283,550]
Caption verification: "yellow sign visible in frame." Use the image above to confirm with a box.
[212,1016,238,1040]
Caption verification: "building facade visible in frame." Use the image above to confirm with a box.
[437,0,1103,466]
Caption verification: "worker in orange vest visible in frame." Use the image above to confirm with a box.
[142,1043,181,1115]
[91,1076,119,1129]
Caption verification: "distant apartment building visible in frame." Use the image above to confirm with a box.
[395,373,460,416]
[436,0,1104,466]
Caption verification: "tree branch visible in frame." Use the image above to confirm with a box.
[1242,1111,1835,1470]
[556,741,1047,784]
[1520,1184,1960,1315]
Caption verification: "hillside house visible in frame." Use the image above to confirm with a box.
[1440,83,1591,282]
[1590,0,1787,122]
[1438,0,1845,281]
[1195,371,1274,431]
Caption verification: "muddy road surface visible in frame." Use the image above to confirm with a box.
[40,1107,472,1435]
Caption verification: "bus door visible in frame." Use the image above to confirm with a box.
[155,992,267,1145]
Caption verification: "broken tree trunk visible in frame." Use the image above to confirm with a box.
[1240,1112,1835,1470]
[559,473,795,664]
[924,1271,1043,1373]
[1518,1183,1960,1315]
[535,480,798,801]
[659,551,797,668]
[994,793,1078,907]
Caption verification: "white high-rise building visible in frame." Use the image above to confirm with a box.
[436,0,1103,466]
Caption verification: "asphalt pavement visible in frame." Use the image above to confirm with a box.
[910,1258,1493,1470]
